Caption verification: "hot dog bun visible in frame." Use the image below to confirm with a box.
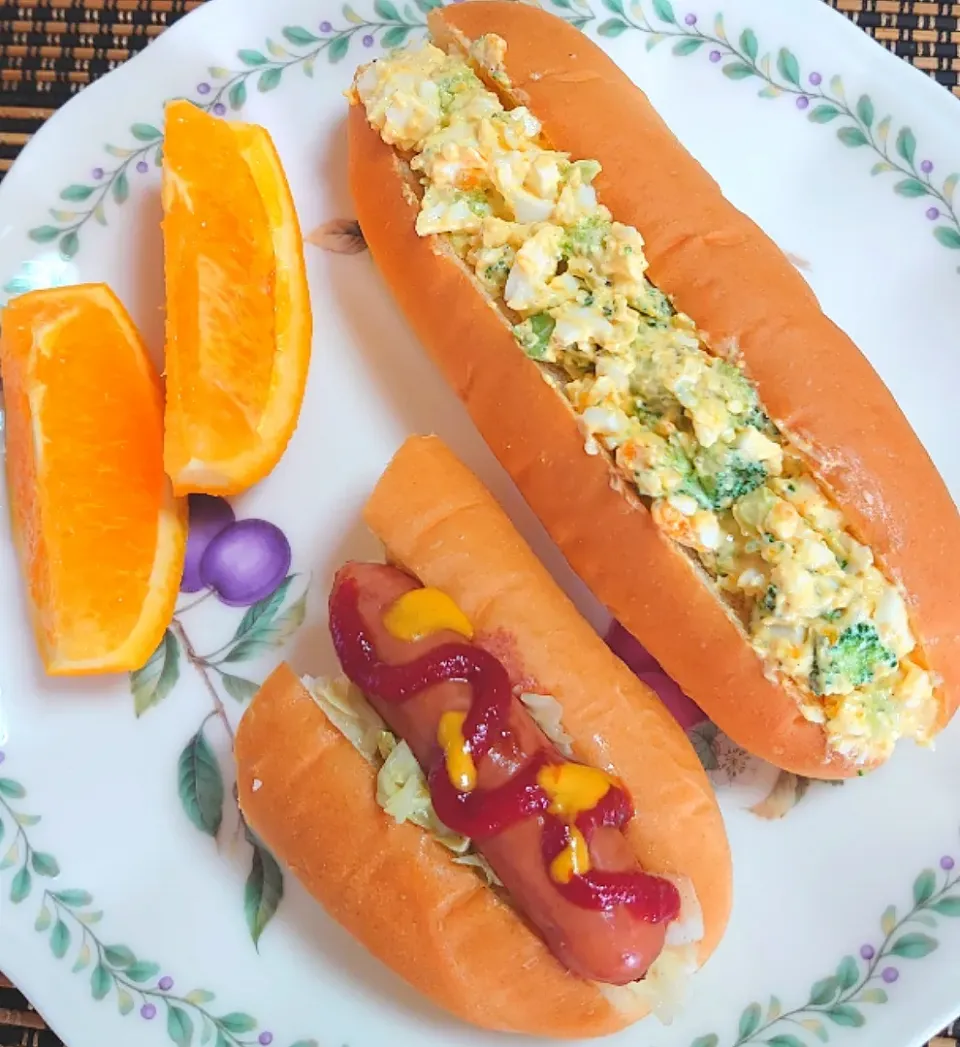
[236,435,731,1038]
[347,2,960,778]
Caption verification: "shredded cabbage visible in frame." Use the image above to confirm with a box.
[605,943,700,1025]
[518,691,575,757]
[305,675,500,885]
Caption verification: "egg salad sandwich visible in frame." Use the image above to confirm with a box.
[344,1,960,779]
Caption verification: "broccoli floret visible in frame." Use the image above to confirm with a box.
[562,215,611,257]
[513,313,556,361]
[437,69,483,112]
[632,281,673,322]
[664,436,712,509]
[761,585,778,613]
[459,189,492,218]
[694,445,768,510]
[811,622,898,695]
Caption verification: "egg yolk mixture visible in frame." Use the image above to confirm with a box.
[353,39,938,765]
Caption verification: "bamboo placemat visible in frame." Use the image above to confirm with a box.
[0,0,958,1044]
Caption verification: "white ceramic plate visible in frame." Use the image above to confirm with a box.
[0,1,958,1046]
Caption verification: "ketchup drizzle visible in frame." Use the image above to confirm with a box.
[329,574,681,925]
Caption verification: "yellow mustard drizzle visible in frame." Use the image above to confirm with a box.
[382,587,474,643]
[437,709,478,792]
[549,825,591,884]
[537,763,616,884]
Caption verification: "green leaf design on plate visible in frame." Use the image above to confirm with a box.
[932,896,960,915]
[855,94,875,128]
[913,911,937,927]
[132,630,181,718]
[104,944,136,968]
[168,1005,195,1047]
[652,0,676,23]
[131,123,162,142]
[209,65,231,79]
[229,81,248,110]
[598,18,628,37]
[258,67,283,92]
[415,0,443,10]
[876,114,892,146]
[943,173,958,205]
[738,28,758,61]
[178,728,224,838]
[737,1002,761,1039]
[78,910,103,925]
[289,1042,320,1047]
[50,919,71,959]
[282,26,320,45]
[117,987,135,1016]
[838,126,869,148]
[0,843,20,871]
[896,126,917,165]
[835,954,859,990]
[758,85,782,99]
[31,851,60,877]
[59,231,80,260]
[808,974,840,1006]
[329,35,351,63]
[223,579,307,663]
[220,673,259,703]
[890,932,938,958]
[809,104,841,123]
[113,172,130,205]
[106,144,134,158]
[602,0,625,13]
[766,995,782,1020]
[673,38,704,56]
[16,814,40,828]
[0,778,26,799]
[872,161,895,175]
[10,866,32,903]
[91,964,113,1000]
[60,184,94,202]
[35,904,52,932]
[688,722,719,771]
[126,960,161,983]
[238,49,268,66]
[768,1037,806,1047]
[266,38,290,59]
[218,1013,258,1034]
[723,62,754,80]
[825,1004,865,1027]
[776,47,801,86]
[382,25,412,48]
[375,0,401,19]
[53,889,92,907]
[858,987,888,1004]
[934,226,960,249]
[894,178,928,198]
[245,835,284,948]
[689,1037,719,1047]
[28,225,61,244]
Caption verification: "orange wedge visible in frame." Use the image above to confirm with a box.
[161,99,312,496]
[0,284,187,675]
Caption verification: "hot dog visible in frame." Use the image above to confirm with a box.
[345,2,960,779]
[235,435,731,1038]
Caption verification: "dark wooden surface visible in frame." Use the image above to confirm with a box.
[0,0,957,1044]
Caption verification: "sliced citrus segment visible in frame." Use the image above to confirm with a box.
[0,284,187,675]
[162,99,312,496]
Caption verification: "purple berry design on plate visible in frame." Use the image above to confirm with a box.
[213,102,227,117]
[796,96,809,110]
[921,160,934,174]
[158,975,174,991]
[363,34,375,47]
[181,495,236,593]
[882,966,900,983]
[197,82,211,95]
[259,1034,274,1046]
[860,944,876,960]
[91,167,104,181]
[684,12,697,24]
[320,20,332,31]
[809,72,822,86]
[942,856,955,870]
[199,519,292,607]
[141,1004,157,1020]
[136,160,149,174]
[927,207,941,221]
[709,50,721,63]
